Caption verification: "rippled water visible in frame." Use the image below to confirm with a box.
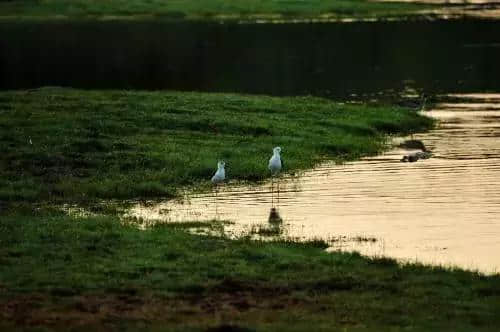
[129,93,500,274]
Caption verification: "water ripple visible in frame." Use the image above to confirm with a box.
[128,93,500,274]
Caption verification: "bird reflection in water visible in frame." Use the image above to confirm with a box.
[268,207,283,224]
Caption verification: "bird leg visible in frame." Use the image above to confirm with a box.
[214,185,218,219]
[271,177,274,208]
[277,177,280,208]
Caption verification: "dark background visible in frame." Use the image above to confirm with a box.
[1,19,499,98]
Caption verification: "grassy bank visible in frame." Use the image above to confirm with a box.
[0,0,436,21]
[0,87,432,203]
[1,210,500,331]
[1,88,499,331]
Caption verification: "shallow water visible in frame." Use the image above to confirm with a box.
[129,93,500,274]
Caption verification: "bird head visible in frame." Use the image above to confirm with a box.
[273,146,281,154]
[217,161,225,169]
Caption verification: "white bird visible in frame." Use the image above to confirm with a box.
[211,161,225,217]
[268,147,282,207]
[268,146,282,175]
[211,161,225,184]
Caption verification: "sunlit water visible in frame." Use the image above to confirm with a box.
[128,94,500,274]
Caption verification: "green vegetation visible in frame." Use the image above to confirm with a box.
[3,88,498,331]
[0,0,437,21]
[0,87,432,203]
[1,210,500,331]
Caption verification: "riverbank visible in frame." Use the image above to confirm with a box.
[1,209,500,331]
[0,87,433,204]
[3,0,500,23]
[3,88,500,331]
[0,0,438,22]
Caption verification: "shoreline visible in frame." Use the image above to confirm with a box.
[1,88,499,331]
[2,0,500,24]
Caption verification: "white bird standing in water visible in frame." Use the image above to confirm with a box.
[269,147,282,175]
[211,161,225,184]
[211,161,225,216]
[268,147,282,206]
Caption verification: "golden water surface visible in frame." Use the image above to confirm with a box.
[129,93,500,274]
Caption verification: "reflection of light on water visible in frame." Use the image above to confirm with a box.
[126,94,500,275]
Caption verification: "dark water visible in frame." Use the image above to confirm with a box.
[1,19,500,98]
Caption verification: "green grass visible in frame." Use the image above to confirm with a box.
[1,88,498,331]
[0,0,437,21]
[0,87,433,203]
[0,210,499,331]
